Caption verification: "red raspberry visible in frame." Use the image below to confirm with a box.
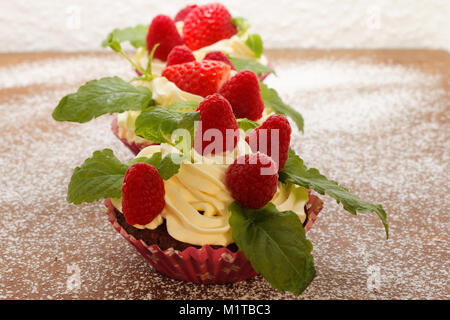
[194,94,239,156]
[122,163,165,226]
[219,70,264,121]
[226,153,278,209]
[174,4,199,22]
[183,3,237,50]
[166,45,196,66]
[146,15,183,61]
[204,51,235,69]
[245,114,292,171]
[162,60,231,97]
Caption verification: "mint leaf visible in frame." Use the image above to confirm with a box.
[53,77,154,123]
[245,34,263,58]
[237,118,259,131]
[129,152,181,180]
[68,150,182,205]
[102,25,148,49]
[67,149,129,204]
[228,57,275,76]
[279,149,389,238]
[127,152,162,167]
[259,82,304,132]
[167,100,199,112]
[229,202,315,295]
[135,107,200,145]
[158,153,183,180]
[231,17,250,36]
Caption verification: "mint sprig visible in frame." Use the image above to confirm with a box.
[279,149,389,238]
[135,107,200,146]
[101,25,148,49]
[167,100,199,112]
[237,118,259,131]
[68,149,181,204]
[52,77,154,123]
[229,202,316,295]
[228,57,275,76]
[67,149,129,204]
[245,34,263,58]
[231,17,250,36]
[259,82,304,132]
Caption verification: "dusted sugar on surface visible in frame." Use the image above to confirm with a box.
[0,51,448,299]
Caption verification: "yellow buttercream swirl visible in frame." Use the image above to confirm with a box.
[111,144,309,247]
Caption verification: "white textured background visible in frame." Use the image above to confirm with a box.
[1,0,449,52]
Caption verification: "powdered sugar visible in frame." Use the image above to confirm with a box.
[0,52,448,299]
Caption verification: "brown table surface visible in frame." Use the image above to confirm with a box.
[0,49,448,300]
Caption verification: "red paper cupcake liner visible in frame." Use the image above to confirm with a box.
[104,190,323,284]
[111,117,154,155]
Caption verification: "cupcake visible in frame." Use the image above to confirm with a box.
[103,3,274,81]
[63,93,388,295]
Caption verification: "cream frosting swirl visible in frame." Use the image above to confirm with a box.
[111,143,309,247]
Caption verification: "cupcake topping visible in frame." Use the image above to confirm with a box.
[219,70,265,121]
[162,60,231,97]
[146,15,183,61]
[182,3,237,50]
[226,153,279,209]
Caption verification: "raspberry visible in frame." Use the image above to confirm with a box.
[174,4,199,22]
[162,60,231,97]
[146,15,183,61]
[194,94,239,156]
[219,70,264,121]
[245,114,292,171]
[183,3,237,50]
[226,153,278,209]
[204,51,235,69]
[122,163,165,225]
[166,45,196,66]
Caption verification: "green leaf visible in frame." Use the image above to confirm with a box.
[157,153,183,180]
[259,82,304,132]
[245,34,263,58]
[67,149,129,204]
[127,152,162,167]
[52,77,154,123]
[167,100,199,112]
[129,152,181,180]
[102,25,148,49]
[68,150,183,205]
[279,149,389,238]
[228,57,275,76]
[237,118,259,131]
[135,107,200,145]
[231,17,250,36]
[229,202,316,295]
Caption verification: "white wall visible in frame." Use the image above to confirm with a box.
[1,0,449,52]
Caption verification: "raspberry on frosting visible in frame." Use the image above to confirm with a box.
[122,163,165,226]
[183,3,237,50]
[166,45,196,66]
[146,15,184,61]
[219,70,265,121]
[226,153,278,209]
[162,60,231,97]
[246,114,292,171]
[194,93,239,156]
[204,51,235,69]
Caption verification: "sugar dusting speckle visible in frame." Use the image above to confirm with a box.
[0,53,448,299]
